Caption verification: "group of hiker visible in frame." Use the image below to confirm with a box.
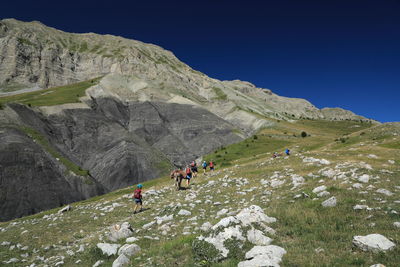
[133,147,292,214]
[272,148,291,158]
[131,160,216,214]
[172,160,215,188]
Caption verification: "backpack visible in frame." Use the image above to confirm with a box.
[186,167,191,174]
[191,161,195,167]
[202,162,207,168]
[134,189,141,199]
[209,162,214,167]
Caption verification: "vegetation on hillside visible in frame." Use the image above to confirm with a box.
[0,78,101,107]
[19,126,91,177]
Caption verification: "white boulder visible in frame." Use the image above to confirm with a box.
[108,222,134,242]
[178,209,192,216]
[112,253,130,267]
[376,189,394,196]
[58,205,72,214]
[322,197,337,207]
[97,243,120,256]
[353,234,395,252]
[118,244,141,257]
[238,245,286,267]
[236,205,277,225]
[358,174,370,183]
[312,185,327,193]
[247,228,273,245]
[317,191,330,198]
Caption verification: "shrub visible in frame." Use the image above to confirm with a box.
[301,131,307,138]
[192,239,220,263]
[253,135,258,140]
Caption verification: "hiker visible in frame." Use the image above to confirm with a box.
[202,160,207,174]
[133,184,143,214]
[272,152,278,158]
[285,148,290,156]
[185,165,192,187]
[191,161,198,177]
[209,161,214,171]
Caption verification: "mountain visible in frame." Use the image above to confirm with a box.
[0,19,376,221]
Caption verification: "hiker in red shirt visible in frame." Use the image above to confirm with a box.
[185,165,192,187]
[133,184,143,214]
[209,161,214,171]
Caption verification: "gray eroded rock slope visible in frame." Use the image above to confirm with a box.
[0,19,374,221]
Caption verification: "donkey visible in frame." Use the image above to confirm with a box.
[170,169,185,190]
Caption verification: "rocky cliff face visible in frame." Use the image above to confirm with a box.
[0,126,104,221]
[0,99,241,221]
[0,19,374,221]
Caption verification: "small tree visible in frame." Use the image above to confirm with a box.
[301,131,307,138]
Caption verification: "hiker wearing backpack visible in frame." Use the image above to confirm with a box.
[185,165,192,187]
[202,160,207,174]
[285,148,290,156]
[133,184,143,214]
[190,161,198,177]
[209,161,214,171]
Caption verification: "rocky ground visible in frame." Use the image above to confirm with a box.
[0,120,399,266]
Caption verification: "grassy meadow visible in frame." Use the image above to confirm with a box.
[0,78,101,107]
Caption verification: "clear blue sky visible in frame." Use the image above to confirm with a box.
[2,0,399,122]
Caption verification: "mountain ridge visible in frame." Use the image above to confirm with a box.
[0,18,378,221]
[0,18,374,125]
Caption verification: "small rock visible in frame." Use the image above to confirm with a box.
[92,260,104,267]
[315,247,324,253]
[312,185,327,194]
[322,197,337,207]
[118,244,141,257]
[126,237,139,243]
[178,209,191,216]
[352,183,363,189]
[376,189,394,196]
[353,205,371,211]
[217,209,229,217]
[58,205,72,214]
[97,243,120,256]
[112,254,130,267]
[358,174,370,183]
[247,229,272,246]
[76,245,85,253]
[317,191,330,197]
[239,245,286,267]
[199,222,212,232]
[108,222,134,242]
[393,222,400,228]
[5,258,19,264]
[142,221,155,229]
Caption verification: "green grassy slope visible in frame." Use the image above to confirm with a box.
[0,78,101,107]
[0,120,399,266]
